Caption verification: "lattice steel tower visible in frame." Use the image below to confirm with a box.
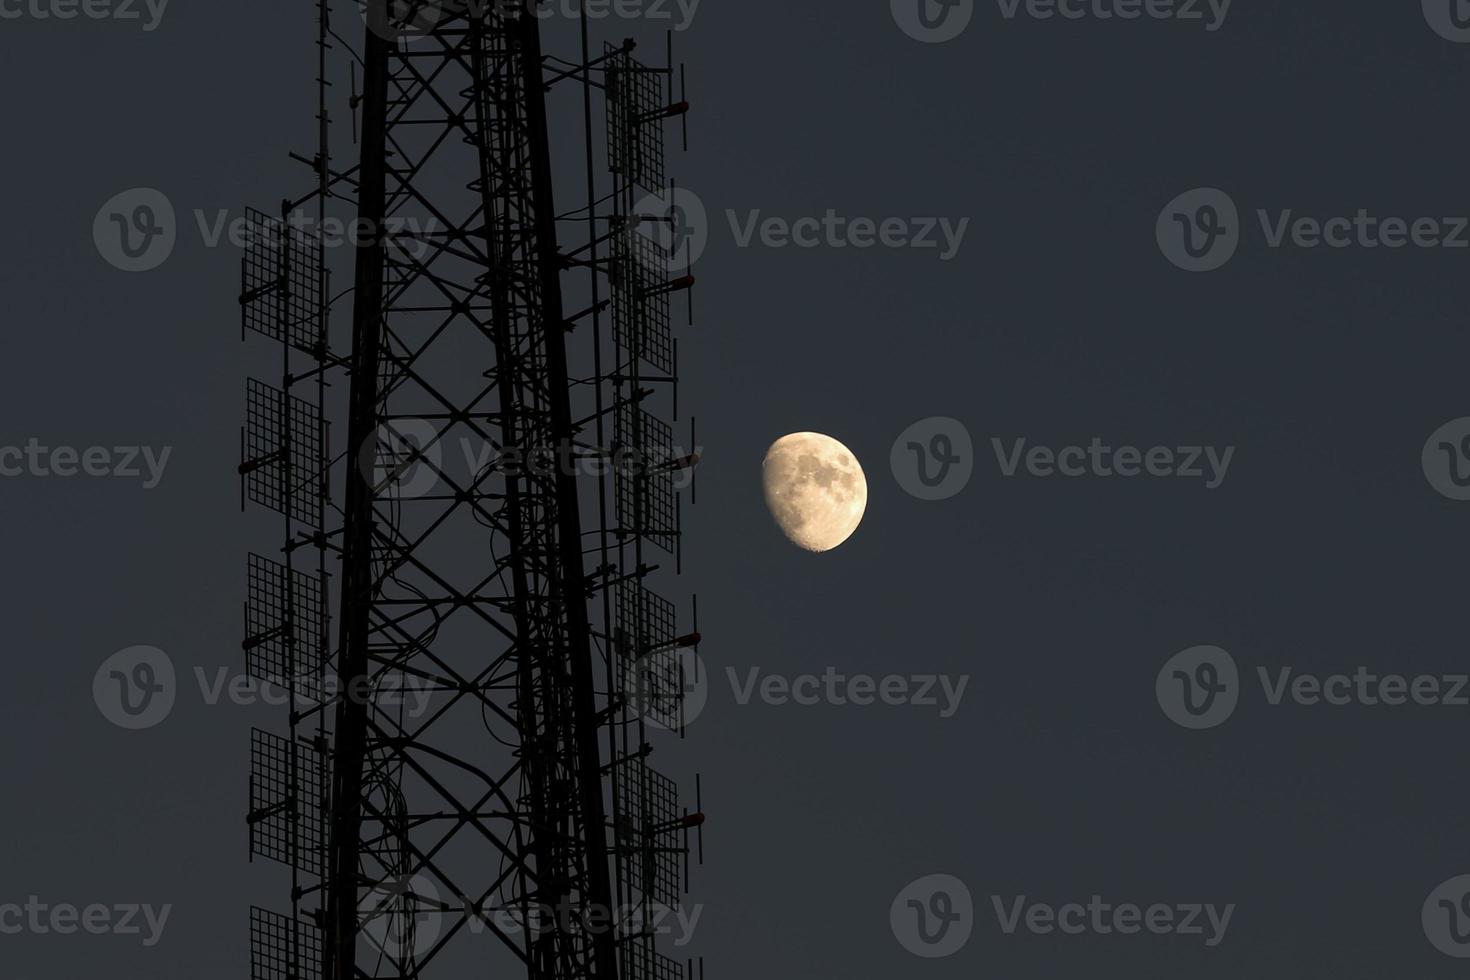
[238,3,705,980]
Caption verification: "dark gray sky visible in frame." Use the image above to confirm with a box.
[5,0,1470,977]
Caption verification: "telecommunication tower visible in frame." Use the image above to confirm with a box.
[237,3,706,979]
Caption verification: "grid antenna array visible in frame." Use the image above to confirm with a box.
[602,27,705,980]
[244,553,325,702]
[617,581,683,730]
[612,223,675,375]
[615,757,683,906]
[250,905,323,980]
[248,728,327,877]
[240,208,325,356]
[241,379,324,528]
[615,400,677,552]
[236,57,333,970]
[621,936,683,980]
[606,44,668,192]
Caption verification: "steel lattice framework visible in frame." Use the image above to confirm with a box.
[238,3,705,980]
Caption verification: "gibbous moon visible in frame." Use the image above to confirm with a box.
[762,432,868,552]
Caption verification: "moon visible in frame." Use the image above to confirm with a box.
[762,432,868,552]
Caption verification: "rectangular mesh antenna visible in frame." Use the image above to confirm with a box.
[241,208,324,355]
[250,906,323,980]
[612,224,674,375]
[615,401,675,553]
[245,553,325,702]
[244,379,324,528]
[249,729,326,877]
[606,45,666,191]
[617,582,681,730]
[622,936,682,980]
[616,758,681,905]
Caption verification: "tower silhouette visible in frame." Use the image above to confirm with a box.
[239,4,705,979]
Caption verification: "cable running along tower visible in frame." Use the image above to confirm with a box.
[238,3,706,980]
